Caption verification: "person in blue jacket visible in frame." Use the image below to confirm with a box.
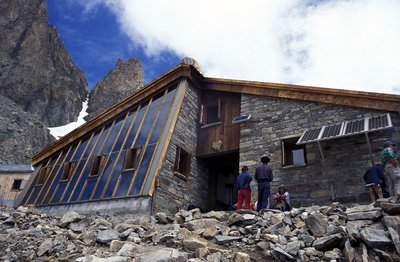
[236,165,252,210]
[363,163,386,202]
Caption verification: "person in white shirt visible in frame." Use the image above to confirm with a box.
[273,185,291,211]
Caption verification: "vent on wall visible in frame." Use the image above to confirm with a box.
[297,113,392,145]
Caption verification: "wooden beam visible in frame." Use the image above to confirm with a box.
[202,78,400,112]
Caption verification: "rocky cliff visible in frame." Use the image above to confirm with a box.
[0,0,88,127]
[0,95,55,164]
[86,58,144,120]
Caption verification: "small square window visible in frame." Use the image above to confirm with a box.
[37,167,51,185]
[12,179,22,190]
[174,146,191,177]
[201,98,222,125]
[61,161,77,181]
[123,147,142,171]
[90,155,106,176]
[282,137,306,166]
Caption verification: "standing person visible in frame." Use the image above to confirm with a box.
[236,166,252,210]
[363,164,385,202]
[380,141,400,199]
[255,155,273,211]
[273,185,291,211]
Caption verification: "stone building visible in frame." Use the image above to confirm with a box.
[16,61,400,215]
[0,165,32,206]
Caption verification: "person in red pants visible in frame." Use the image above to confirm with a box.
[236,165,253,210]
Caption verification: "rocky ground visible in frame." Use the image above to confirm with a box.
[1,198,400,262]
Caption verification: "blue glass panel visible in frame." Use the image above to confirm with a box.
[80,177,98,201]
[149,101,173,144]
[92,152,118,199]
[114,170,135,197]
[134,97,163,147]
[103,152,125,198]
[36,164,61,204]
[27,186,42,204]
[49,155,58,166]
[92,125,111,155]
[82,130,101,159]
[102,117,125,154]
[123,106,147,150]
[60,160,84,203]
[114,111,136,151]
[73,137,89,161]
[129,144,156,196]
[51,182,67,204]
[65,144,78,162]
[69,157,92,202]
[165,88,176,104]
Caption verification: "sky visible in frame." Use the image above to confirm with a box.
[48,0,400,95]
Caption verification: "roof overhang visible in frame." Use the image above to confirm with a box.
[202,78,400,112]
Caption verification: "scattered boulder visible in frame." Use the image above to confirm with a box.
[1,201,400,261]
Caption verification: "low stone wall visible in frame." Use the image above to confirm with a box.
[37,196,151,216]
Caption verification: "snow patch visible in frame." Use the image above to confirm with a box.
[48,98,88,140]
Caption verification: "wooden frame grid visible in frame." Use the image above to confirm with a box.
[145,79,188,196]
[113,89,169,197]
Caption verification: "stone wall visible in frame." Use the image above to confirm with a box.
[239,94,400,207]
[37,196,151,216]
[152,84,209,215]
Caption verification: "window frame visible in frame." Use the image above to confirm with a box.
[61,161,77,181]
[174,146,191,178]
[281,136,307,167]
[11,179,23,191]
[89,155,106,177]
[37,166,51,185]
[122,147,142,172]
[200,98,222,126]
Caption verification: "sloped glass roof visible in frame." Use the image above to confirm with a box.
[19,82,187,207]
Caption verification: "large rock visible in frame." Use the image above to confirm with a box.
[380,202,400,215]
[313,233,344,251]
[0,0,88,126]
[86,58,143,120]
[305,212,328,237]
[0,95,55,164]
[135,248,187,262]
[360,227,393,249]
[346,204,382,221]
[60,211,83,228]
[96,229,120,244]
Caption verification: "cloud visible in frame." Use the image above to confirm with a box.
[82,0,400,94]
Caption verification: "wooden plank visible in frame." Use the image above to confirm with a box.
[196,90,240,157]
[142,79,188,196]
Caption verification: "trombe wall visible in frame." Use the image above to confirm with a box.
[18,85,181,214]
[240,94,400,206]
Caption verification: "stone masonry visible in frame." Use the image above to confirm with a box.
[152,84,209,215]
[239,94,400,207]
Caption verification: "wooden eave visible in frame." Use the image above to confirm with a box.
[32,64,203,165]
[202,78,400,112]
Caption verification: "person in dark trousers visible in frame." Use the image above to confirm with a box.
[255,155,273,211]
[363,163,386,202]
[236,165,252,210]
